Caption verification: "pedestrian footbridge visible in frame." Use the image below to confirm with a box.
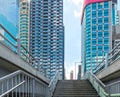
[1,24,120,97]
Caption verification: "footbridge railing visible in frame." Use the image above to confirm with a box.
[0,70,48,97]
[0,24,47,77]
[86,71,120,97]
[93,42,120,74]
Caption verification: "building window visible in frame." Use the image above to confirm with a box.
[98,25,102,30]
[92,26,96,31]
[92,19,96,24]
[98,3,103,9]
[104,9,109,16]
[104,24,109,30]
[104,2,109,8]
[92,3,96,9]
[92,11,96,18]
[98,18,102,23]
[98,10,102,17]
[104,17,109,23]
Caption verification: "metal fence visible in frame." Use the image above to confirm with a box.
[0,70,48,97]
[0,24,47,77]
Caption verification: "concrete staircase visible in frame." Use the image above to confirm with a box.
[53,80,100,97]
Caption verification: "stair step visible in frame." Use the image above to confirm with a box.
[53,80,99,97]
[53,95,99,97]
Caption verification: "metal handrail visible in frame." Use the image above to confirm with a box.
[86,71,107,97]
[86,71,120,97]
[0,81,25,97]
[48,71,60,97]
[90,71,106,88]
[0,70,21,82]
[0,70,49,97]
[94,41,120,74]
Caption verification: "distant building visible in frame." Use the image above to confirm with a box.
[19,0,30,60]
[116,10,120,25]
[64,68,66,80]
[77,65,81,80]
[112,10,120,51]
[70,70,73,80]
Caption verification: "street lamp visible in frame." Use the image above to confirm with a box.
[75,62,81,80]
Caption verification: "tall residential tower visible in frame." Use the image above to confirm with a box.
[30,0,64,79]
[19,0,30,53]
[81,0,117,74]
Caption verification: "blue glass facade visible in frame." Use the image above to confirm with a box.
[0,0,18,52]
[81,1,117,73]
[0,0,19,41]
[30,0,64,79]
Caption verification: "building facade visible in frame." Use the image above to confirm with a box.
[0,0,18,38]
[19,0,30,60]
[81,0,117,74]
[30,0,64,79]
[0,0,19,51]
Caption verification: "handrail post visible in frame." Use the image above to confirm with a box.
[17,38,21,56]
[32,79,35,97]
[107,86,110,97]
[105,53,108,69]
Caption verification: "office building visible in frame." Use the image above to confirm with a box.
[81,0,117,74]
[30,0,64,79]
[77,65,81,80]
[70,70,73,80]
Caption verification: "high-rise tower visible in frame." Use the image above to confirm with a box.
[81,0,117,74]
[30,0,64,79]
[19,0,30,60]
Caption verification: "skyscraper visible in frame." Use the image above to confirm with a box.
[30,0,64,79]
[19,0,30,60]
[81,0,117,74]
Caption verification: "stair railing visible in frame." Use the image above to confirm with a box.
[48,71,60,97]
[0,70,48,97]
[94,42,120,75]
[86,71,120,97]
[86,71,108,97]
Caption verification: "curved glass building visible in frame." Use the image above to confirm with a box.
[30,0,64,79]
[81,0,117,74]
